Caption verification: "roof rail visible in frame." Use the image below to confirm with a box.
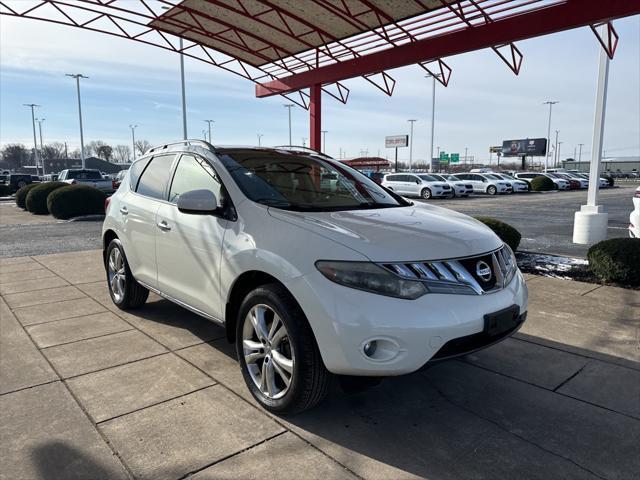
[273,145,333,159]
[144,140,215,155]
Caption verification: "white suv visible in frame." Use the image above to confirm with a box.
[382,173,452,199]
[431,174,474,197]
[456,173,512,195]
[102,142,528,414]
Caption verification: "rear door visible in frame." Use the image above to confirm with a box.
[120,154,175,287]
[155,153,229,320]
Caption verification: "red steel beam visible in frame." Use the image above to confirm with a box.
[256,0,640,97]
[309,84,322,151]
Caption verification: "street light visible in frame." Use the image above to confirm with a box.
[302,137,307,147]
[161,6,187,139]
[284,104,294,146]
[407,119,417,171]
[557,141,563,166]
[543,100,559,171]
[578,143,584,162]
[129,124,137,161]
[24,104,40,176]
[66,73,89,168]
[554,130,560,167]
[202,129,207,141]
[36,118,46,175]
[321,130,328,153]
[204,119,214,143]
[425,74,441,172]
[464,147,468,165]
[257,133,263,146]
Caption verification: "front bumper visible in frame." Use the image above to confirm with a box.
[285,268,528,376]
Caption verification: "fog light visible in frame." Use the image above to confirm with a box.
[363,341,377,357]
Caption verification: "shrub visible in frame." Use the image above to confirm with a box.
[587,238,640,286]
[47,185,106,220]
[15,183,39,209]
[606,175,615,187]
[530,175,555,191]
[0,184,10,197]
[25,182,66,214]
[475,216,522,251]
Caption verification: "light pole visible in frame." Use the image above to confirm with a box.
[464,147,468,165]
[425,74,440,172]
[202,130,207,141]
[161,6,187,139]
[204,119,214,143]
[543,101,559,171]
[66,74,88,168]
[578,143,584,162]
[557,141,563,166]
[129,125,137,161]
[554,130,560,167]
[36,118,46,175]
[321,130,328,153]
[284,104,294,146]
[302,137,307,147]
[257,133,263,146]
[407,119,416,171]
[24,104,40,176]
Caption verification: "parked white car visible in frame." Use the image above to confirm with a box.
[514,172,570,190]
[431,174,474,197]
[102,141,527,414]
[456,173,512,195]
[574,172,609,188]
[489,173,529,193]
[630,186,640,238]
[382,173,452,199]
[559,173,589,188]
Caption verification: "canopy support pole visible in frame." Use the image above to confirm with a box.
[310,84,322,151]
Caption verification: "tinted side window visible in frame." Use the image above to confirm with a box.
[129,157,152,190]
[386,175,400,182]
[457,174,468,180]
[169,154,222,204]
[136,155,175,199]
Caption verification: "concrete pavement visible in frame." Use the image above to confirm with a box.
[1,250,639,480]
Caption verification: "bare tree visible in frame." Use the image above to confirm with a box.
[134,139,151,156]
[42,142,66,160]
[85,140,108,157]
[113,145,131,163]
[0,144,29,170]
[96,145,113,162]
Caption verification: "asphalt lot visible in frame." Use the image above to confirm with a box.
[0,183,636,258]
[1,251,639,480]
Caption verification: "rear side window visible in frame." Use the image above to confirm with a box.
[129,158,152,190]
[386,175,399,182]
[136,155,175,200]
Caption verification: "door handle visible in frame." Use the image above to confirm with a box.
[119,206,128,215]
[157,220,171,231]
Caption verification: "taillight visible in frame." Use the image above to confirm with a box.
[635,190,640,198]
[104,196,111,214]
[112,180,117,190]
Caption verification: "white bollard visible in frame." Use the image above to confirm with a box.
[573,205,608,245]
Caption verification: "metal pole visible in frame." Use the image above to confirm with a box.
[24,105,40,176]
[204,120,214,143]
[321,130,327,153]
[257,134,263,146]
[554,130,559,168]
[429,76,436,173]
[558,141,563,167]
[543,101,558,170]
[180,38,187,140]
[66,74,88,169]
[395,147,398,172]
[129,125,137,161]
[578,143,584,162]
[408,119,416,172]
[464,147,468,165]
[37,118,46,175]
[284,104,293,146]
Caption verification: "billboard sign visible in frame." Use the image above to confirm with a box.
[450,153,460,163]
[489,146,502,153]
[502,138,547,157]
[385,135,409,148]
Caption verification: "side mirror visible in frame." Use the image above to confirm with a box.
[416,179,421,184]
[177,189,219,215]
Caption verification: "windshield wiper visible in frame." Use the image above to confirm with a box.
[254,198,291,207]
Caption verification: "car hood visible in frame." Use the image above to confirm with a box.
[268,203,501,262]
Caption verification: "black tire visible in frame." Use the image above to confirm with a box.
[236,283,330,415]
[487,185,497,195]
[420,188,432,199]
[17,180,27,189]
[105,238,149,310]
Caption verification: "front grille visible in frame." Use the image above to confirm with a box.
[378,245,515,295]
[442,185,451,189]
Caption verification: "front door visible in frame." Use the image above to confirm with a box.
[155,154,228,320]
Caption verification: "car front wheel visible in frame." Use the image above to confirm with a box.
[236,283,330,414]
[106,239,149,310]
[421,188,432,199]
[487,185,497,195]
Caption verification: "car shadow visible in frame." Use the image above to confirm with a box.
[32,441,124,480]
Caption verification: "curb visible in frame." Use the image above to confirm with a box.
[66,215,105,222]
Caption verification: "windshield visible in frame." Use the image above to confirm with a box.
[445,175,460,181]
[487,174,503,180]
[418,175,438,182]
[217,149,407,212]
[431,174,445,181]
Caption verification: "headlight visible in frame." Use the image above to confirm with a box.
[315,261,427,300]
[498,244,518,286]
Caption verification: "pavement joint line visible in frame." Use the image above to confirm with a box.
[427,372,610,480]
[172,349,367,480]
[60,351,170,381]
[11,307,110,328]
[511,335,640,373]
[174,430,289,480]
[37,327,137,351]
[94,382,218,425]
[461,358,640,422]
[0,378,61,397]
[553,362,589,393]
[0,278,71,294]
[580,285,603,296]
[5,299,136,480]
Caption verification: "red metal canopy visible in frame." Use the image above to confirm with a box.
[2,0,638,151]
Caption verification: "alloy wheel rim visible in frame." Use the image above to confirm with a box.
[108,248,126,303]
[242,304,294,399]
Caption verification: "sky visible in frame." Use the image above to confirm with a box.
[1,10,639,164]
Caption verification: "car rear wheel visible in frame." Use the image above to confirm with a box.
[421,188,432,199]
[106,239,149,310]
[17,180,27,189]
[236,283,330,415]
[487,185,497,195]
